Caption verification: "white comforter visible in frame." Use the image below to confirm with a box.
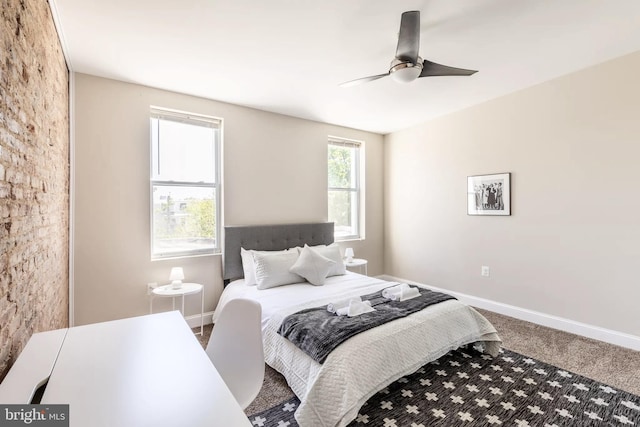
[214,273,501,427]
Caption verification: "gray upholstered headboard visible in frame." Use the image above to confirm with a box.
[223,222,335,283]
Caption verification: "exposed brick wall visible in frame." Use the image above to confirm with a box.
[0,0,69,380]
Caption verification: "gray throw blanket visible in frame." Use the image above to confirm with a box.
[277,287,456,364]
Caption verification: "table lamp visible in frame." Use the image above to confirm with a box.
[170,267,184,289]
[344,248,354,263]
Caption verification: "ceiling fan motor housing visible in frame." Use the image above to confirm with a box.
[389,57,423,83]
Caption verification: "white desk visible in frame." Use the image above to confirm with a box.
[0,328,67,404]
[1,312,251,427]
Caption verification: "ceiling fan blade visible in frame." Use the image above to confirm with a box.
[339,73,389,87]
[419,60,478,77]
[395,11,420,62]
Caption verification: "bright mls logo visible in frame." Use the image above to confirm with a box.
[0,405,68,426]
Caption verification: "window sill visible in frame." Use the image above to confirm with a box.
[151,251,221,262]
[334,236,364,243]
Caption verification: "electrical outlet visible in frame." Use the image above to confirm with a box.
[481,266,490,277]
[147,282,158,295]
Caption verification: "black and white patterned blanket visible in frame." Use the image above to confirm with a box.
[277,287,455,363]
[249,346,640,426]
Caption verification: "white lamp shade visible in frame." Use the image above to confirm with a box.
[344,248,354,262]
[169,267,184,282]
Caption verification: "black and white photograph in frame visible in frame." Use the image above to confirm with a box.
[467,173,511,216]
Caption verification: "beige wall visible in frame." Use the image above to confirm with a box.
[0,0,69,379]
[73,73,384,325]
[384,51,640,337]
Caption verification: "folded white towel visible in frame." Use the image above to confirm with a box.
[382,283,409,299]
[400,287,420,301]
[335,306,349,316]
[347,300,374,317]
[328,296,362,313]
[385,285,421,302]
[336,300,372,316]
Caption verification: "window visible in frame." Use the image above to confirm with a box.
[328,137,363,240]
[150,108,221,259]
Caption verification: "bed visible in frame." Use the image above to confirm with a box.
[215,222,501,427]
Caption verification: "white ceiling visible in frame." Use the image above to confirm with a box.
[51,0,640,134]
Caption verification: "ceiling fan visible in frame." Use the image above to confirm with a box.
[340,10,477,87]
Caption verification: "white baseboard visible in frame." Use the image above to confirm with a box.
[184,311,215,329]
[379,275,640,352]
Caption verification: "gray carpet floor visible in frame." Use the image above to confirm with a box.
[196,308,640,417]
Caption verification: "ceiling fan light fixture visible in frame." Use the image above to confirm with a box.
[390,61,423,83]
[341,11,477,87]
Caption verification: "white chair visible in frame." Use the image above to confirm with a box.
[206,298,264,410]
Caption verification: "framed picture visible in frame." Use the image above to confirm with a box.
[467,173,511,216]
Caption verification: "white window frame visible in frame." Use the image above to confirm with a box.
[328,136,364,241]
[150,107,222,260]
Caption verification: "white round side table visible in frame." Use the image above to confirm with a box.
[150,283,204,335]
[345,258,368,276]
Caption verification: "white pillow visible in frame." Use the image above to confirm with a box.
[254,251,304,290]
[241,248,290,285]
[302,244,346,277]
[290,245,336,286]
